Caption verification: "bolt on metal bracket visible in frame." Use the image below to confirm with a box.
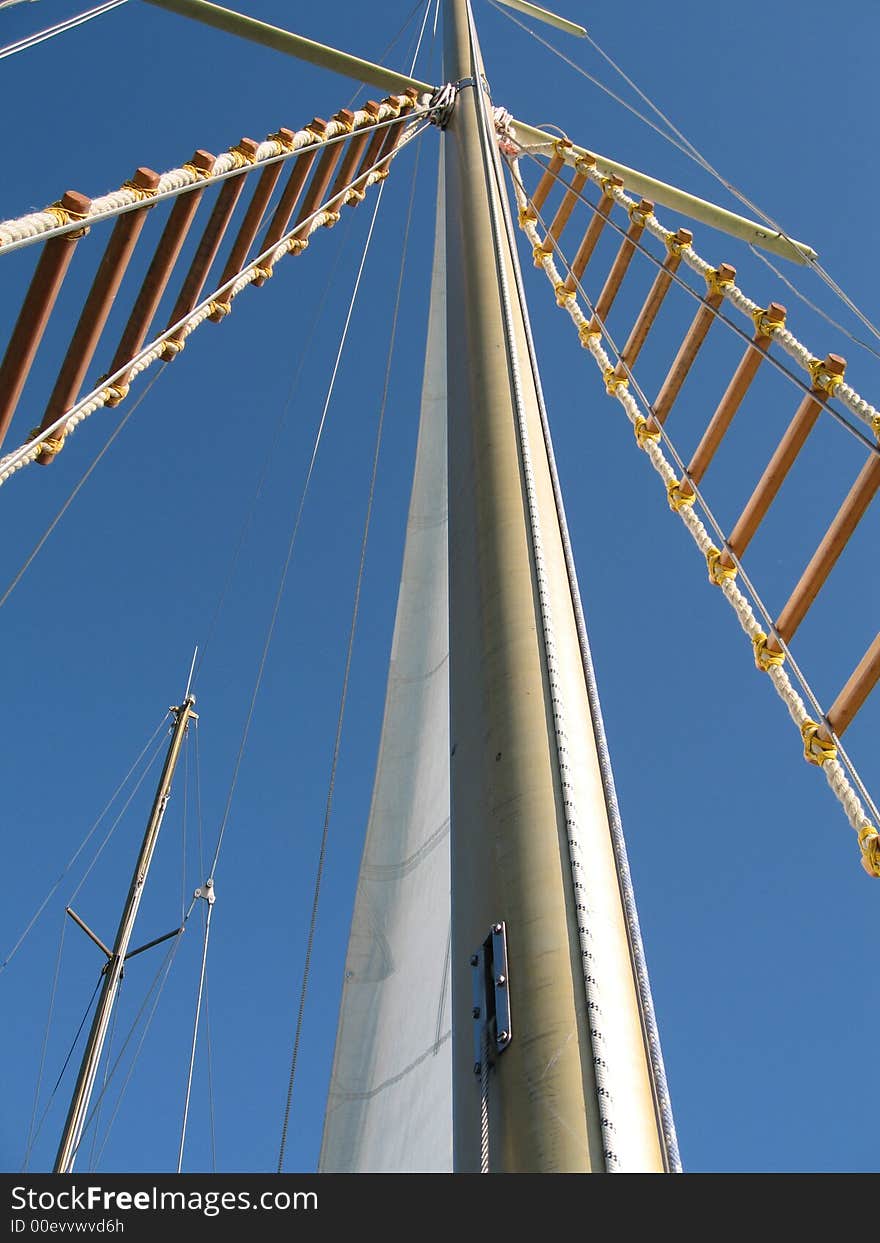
[470,921,512,1074]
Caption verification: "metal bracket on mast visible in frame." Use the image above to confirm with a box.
[471,922,512,1074]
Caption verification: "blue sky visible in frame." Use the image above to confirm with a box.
[0,0,878,1174]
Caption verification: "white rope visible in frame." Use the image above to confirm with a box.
[0,0,128,62]
[0,117,430,488]
[0,97,432,253]
[509,157,878,865]
[512,134,880,441]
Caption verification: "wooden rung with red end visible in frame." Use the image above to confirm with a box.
[253,126,324,283]
[614,228,692,380]
[0,190,91,451]
[773,451,880,646]
[163,137,260,340]
[254,112,350,285]
[719,353,846,570]
[36,169,161,464]
[107,150,216,390]
[561,177,622,295]
[650,264,736,427]
[325,103,381,209]
[289,111,353,242]
[375,93,419,177]
[825,632,880,737]
[207,133,295,321]
[584,198,652,330]
[531,151,566,216]
[536,170,588,254]
[345,94,417,204]
[678,303,786,501]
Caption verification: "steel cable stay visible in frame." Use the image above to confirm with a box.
[0,711,171,974]
[22,915,67,1171]
[505,153,880,875]
[488,0,880,361]
[0,0,130,62]
[0,365,168,610]
[276,105,425,1178]
[190,204,361,686]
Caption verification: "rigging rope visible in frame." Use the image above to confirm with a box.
[276,93,425,1179]
[176,898,213,1172]
[88,926,188,1167]
[0,116,431,488]
[204,151,398,886]
[192,209,359,685]
[0,0,129,62]
[0,712,170,973]
[0,365,166,610]
[22,916,66,1171]
[507,156,880,876]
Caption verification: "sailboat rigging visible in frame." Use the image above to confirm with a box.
[0,0,877,1174]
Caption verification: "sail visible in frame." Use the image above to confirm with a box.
[319,149,452,1173]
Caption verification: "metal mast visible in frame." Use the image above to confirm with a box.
[54,692,196,1173]
[443,0,666,1171]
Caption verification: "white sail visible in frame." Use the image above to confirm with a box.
[319,149,452,1172]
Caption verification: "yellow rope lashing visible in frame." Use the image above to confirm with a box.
[752,632,785,671]
[703,266,735,299]
[706,546,737,585]
[807,356,845,395]
[555,282,576,307]
[603,367,628,396]
[858,824,880,878]
[666,479,694,512]
[800,720,837,767]
[633,415,660,448]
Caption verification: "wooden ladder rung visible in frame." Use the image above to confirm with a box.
[531,151,566,215]
[720,354,846,570]
[325,103,382,209]
[291,111,352,239]
[650,263,736,427]
[254,125,324,282]
[773,450,880,645]
[373,93,419,179]
[826,631,880,737]
[208,134,295,321]
[614,228,692,380]
[0,190,91,451]
[679,303,786,501]
[108,150,216,386]
[561,176,622,294]
[349,106,398,200]
[585,198,652,330]
[36,168,161,464]
[164,137,260,336]
[536,170,588,254]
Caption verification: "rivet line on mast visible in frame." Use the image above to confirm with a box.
[490,115,682,1171]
